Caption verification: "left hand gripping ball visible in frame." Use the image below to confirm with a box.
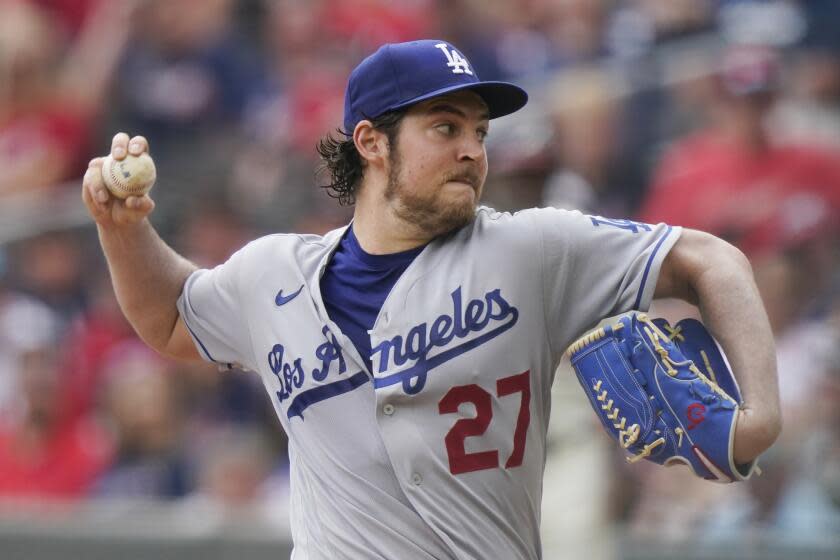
[101,153,156,199]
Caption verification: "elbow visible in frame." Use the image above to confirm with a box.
[719,236,753,276]
[755,410,783,454]
[132,330,178,360]
[735,404,783,464]
[766,407,783,447]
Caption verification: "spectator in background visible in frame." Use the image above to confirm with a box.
[541,67,644,216]
[324,0,437,51]
[194,427,273,509]
[437,1,511,82]
[60,271,136,424]
[9,231,94,331]
[30,0,99,39]
[0,290,59,419]
[93,342,191,499]
[176,200,255,268]
[177,426,284,530]
[770,1,840,149]
[440,0,605,82]
[7,231,88,324]
[639,44,840,250]
[770,349,840,541]
[115,0,264,141]
[110,0,268,226]
[0,0,134,195]
[0,335,112,500]
[228,0,354,231]
[696,284,840,544]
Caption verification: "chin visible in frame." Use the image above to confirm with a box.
[393,186,478,237]
[445,182,479,206]
[436,199,477,233]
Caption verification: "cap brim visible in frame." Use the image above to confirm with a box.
[389,81,528,120]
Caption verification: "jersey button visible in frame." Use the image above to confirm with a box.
[411,473,422,486]
[383,404,395,416]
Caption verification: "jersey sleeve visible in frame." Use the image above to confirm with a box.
[526,208,682,354]
[176,245,256,371]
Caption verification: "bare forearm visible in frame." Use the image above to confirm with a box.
[99,219,196,351]
[657,230,782,464]
[691,244,782,463]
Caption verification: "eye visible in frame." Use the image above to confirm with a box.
[435,123,456,136]
[477,128,489,142]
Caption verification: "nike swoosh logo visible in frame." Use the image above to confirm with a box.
[275,285,304,306]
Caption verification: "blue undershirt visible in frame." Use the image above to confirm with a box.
[320,226,425,373]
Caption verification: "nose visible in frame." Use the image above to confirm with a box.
[457,134,485,163]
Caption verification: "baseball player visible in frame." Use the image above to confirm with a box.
[82,40,781,559]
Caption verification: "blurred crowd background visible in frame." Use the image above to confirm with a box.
[0,0,839,558]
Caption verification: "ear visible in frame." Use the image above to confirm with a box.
[353,120,389,167]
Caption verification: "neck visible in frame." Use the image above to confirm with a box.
[713,105,770,152]
[352,198,434,255]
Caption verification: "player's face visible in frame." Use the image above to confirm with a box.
[385,91,490,237]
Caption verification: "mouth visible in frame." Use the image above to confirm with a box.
[445,176,479,192]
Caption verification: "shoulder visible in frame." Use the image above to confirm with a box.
[215,226,347,289]
[471,205,590,233]
[452,206,586,252]
[462,206,532,241]
[235,226,347,263]
[470,205,581,229]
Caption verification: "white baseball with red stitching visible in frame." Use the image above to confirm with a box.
[101,153,156,199]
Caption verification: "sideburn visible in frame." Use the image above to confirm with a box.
[384,130,402,201]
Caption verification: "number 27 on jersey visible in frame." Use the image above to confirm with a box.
[438,370,531,475]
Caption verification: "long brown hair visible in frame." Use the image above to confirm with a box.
[316,109,406,206]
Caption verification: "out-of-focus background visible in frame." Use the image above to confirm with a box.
[0,0,838,558]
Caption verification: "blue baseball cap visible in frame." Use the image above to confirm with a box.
[343,39,528,132]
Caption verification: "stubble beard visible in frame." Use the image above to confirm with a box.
[384,149,479,239]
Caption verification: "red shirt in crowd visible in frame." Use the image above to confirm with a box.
[0,417,112,500]
[639,132,840,252]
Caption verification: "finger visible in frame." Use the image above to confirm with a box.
[82,167,110,215]
[83,164,105,207]
[127,195,154,213]
[84,158,111,206]
[122,194,154,213]
[114,196,155,225]
[111,132,130,160]
[128,135,149,156]
[81,168,96,207]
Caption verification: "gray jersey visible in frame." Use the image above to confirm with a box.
[177,206,681,559]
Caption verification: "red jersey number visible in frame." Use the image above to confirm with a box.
[437,370,531,475]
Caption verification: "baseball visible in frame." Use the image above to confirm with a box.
[101,153,157,199]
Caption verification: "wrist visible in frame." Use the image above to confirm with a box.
[97,217,150,238]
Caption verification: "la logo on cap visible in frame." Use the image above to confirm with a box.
[342,39,527,133]
[434,43,473,76]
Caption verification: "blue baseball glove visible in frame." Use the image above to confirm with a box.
[565,312,758,482]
